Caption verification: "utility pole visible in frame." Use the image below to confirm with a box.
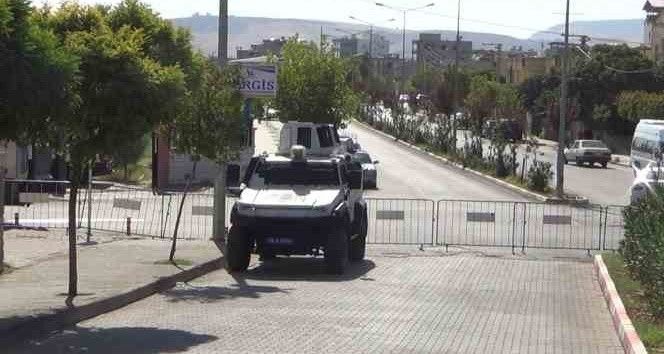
[556,0,571,199]
[214,0,229,240]
[218,0,229,66]
[402,10,407,91]
[452,0,461,143]
[369,25,374,58]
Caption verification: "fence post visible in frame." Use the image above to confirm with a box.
[126,217,131,236]
[521,203,527,253]
[511,203,517,255]
[14,212,18,226]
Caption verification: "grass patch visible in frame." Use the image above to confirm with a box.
[154,259,194,267]
[603,253,664,352]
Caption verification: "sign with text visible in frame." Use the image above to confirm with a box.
[239,65,278,98]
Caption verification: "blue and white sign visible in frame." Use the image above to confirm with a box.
[239,65,278,98]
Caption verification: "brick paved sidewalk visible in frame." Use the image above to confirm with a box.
[0,229,223,334]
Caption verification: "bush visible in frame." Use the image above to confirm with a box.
[527,161,552,192]
[621,188,664,319]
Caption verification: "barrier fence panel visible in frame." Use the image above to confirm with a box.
[366,198,435,245]
[603,206,626,251]
[520,203,603,251]
[436,200,520,250]
[5,185,629,250]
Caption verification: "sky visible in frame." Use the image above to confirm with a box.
[42,0,647,39]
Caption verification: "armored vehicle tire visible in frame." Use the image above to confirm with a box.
[226,226,251,272]
[350,210,368,262]
[325,227,349,274]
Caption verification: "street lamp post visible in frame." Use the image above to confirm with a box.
[375,2,435,91]
[556,0,571,199]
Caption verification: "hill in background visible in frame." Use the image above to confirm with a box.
[171,14,539,57]
[529,19,644,45]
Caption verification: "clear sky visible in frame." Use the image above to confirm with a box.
[42,0,646,39]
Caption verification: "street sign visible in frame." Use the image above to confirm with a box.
[239,65,277,98]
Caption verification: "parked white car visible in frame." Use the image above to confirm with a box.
[352,151,379,189]
[630,166,664,205]
[564,140,612,168]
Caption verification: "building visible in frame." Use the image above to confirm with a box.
[644,0,664,63]
[236,38,287,60]
[333,33,390,58]
[496,52,558,85]
[412,33,473,68]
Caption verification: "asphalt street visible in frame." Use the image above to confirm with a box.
[351,123,533,202]
[454,131,633,206]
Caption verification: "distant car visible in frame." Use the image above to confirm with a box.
[630,166,664,205]
[352,151,379,189]
[564,140,612,168]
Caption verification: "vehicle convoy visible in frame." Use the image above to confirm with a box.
[226,144,369,275]
[564,140,612,168]
[352,151,379,189]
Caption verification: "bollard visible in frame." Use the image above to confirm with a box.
[14,212,19,226]
[126,217,131,236]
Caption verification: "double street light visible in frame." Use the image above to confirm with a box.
[348,16,396,58]
[375,2,435,90]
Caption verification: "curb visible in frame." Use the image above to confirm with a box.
[353,120,548,203]
[0,257,224,348]
[594,255,647,354]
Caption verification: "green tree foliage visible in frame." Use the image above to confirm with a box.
[174,60,244,164]
[411,66,470,115]
[45,2,186,296]
[622,187,664,319]
[276,40,358,125]
[617,91,664,122]
[0,0,77,274]
[465,75,524,134]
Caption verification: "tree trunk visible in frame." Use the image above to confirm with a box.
[169,161,197,261]
[0,165,5,274]
[68,182,79,297]
[123,163,128,181]
[213,164,227,240]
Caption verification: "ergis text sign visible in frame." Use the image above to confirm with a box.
[239,65,277,98]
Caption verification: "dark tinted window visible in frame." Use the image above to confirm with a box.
[252,162,339,186]
[317,127,333,148]
[297,128,312,148]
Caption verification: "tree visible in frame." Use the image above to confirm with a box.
[169,59,244,261]
[617,91,664,122]
[276,40,359,125]
[47,3,185,296]
[112,134,149,181]
[0,0,77,274]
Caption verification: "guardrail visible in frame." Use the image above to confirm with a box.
[3,187,628,250]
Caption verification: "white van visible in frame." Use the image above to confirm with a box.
[278,122,345,156]
[631,120,664,171]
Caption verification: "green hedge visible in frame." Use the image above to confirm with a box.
[621,187,664,319]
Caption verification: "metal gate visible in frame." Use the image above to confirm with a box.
[366,198,435,245]
[435,200,620,252]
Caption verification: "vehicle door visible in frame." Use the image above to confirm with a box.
[567,141,579,160]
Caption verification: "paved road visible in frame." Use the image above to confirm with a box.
[352,123,532,202]
[9,247,622,354]
[453,131,633,206]
[527,142,633,206]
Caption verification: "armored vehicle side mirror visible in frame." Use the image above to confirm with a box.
[227,184,245,197]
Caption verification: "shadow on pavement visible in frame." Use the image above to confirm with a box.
[242,258,376,282]
[162,282,289,303]
[8,326,217,354]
